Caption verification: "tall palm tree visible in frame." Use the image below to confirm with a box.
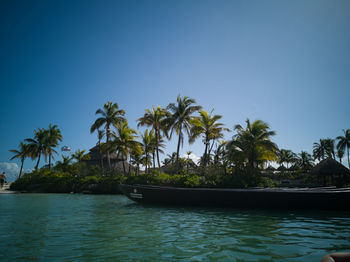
[227,119,277,169]
[9,142,30,178]
[313,139,328,161]
[337,129,350,168]
[90,102,126,170]
[167,95,202,171]
[45,124,62,169]
[189,110,229,167]
[25,128,48,169]
[112,122,141,174]
[138,106,169,169]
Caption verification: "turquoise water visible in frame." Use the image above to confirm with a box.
[1,194,349,261]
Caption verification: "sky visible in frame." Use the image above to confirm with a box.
[1,0,349,181]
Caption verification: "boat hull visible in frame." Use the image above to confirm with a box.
[119,184,350,210]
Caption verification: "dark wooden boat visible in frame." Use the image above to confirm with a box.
[119,184,350,210]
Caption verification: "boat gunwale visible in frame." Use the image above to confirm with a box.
[120,184,350,194]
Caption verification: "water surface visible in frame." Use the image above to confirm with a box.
[1,194,349,261]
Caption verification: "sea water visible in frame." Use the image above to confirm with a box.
[0,194,349,261]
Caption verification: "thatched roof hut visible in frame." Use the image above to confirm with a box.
[312,158,349,176]
[265,165,276,171]
[311,158,350,186]
[83,146,129,172]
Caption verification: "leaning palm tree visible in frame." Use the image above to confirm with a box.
[25,128,48,169]
[90,102,126,170]
[112,122,141,174]
[227,119,278,170]
[189,110,229,167]
[9,141,30,178]
[167,95,202,171]
[45,124,62,169]
[337,129,350,168]
[138,106,169,169]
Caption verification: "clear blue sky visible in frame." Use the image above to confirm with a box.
[1,0,349,180]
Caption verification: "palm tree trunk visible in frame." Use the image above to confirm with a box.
[156,130,161,169]
[203,140,208,167]
[122,160,126,174]
[176,132,181,173]
[19,158,24,178]
[106,125,111,170]
[35,153,41,169]
[208,140,215,165]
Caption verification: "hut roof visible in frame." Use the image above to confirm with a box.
[277,165,287,171]
[265,165,276,171]
[87,146,122,161]
[311,158,350,176]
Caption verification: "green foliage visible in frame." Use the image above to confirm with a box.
[10,169,73,193]
[10,167,127,194]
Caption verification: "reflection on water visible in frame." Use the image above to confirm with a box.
[1,194,349,261]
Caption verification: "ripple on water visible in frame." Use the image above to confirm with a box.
[1,194,350,261]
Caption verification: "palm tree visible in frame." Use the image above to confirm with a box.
[337,148,345,164]
[163,152,177,166]
[313,139,328,161]
[90,102,126,170]
[227,119,277,169]
[189,110,229,167]
[140,129,155,173]
[112,122,141,174]
[130,147,142,175]
[46,124,62,169]
[337,129,350,168]
[138,106,169,169]
[324,138,336,159]
[72,149,88,162]
[185,151,192,173]
[167,95,202,171]
[55,155,73,171]
[277,149,297,169]
[25,128,48,169]
[296,151,313,171]
[9,142,30,178]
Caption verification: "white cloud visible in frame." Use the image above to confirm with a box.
[181,152,200,164]
[0,162,32,182]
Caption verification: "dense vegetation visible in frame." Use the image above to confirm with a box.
[9,95,350,193]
